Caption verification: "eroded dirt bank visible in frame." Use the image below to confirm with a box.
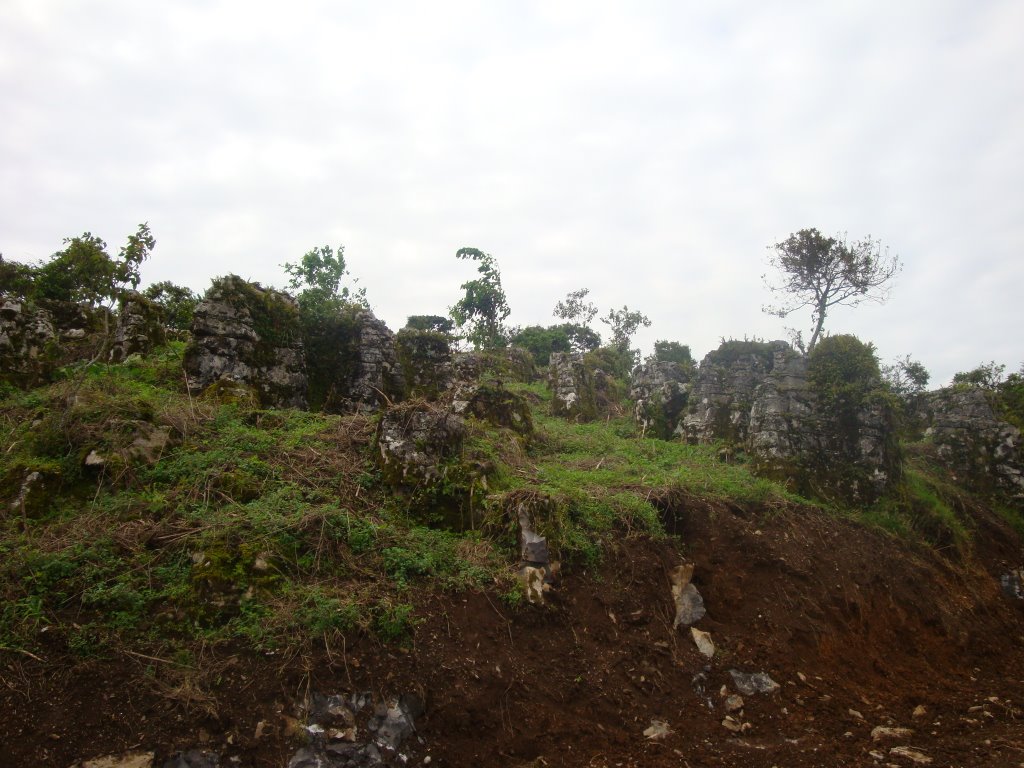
[3,498,1023,767]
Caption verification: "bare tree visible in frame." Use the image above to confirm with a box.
[763,228,900,352]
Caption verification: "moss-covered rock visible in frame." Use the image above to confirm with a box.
[184,276,307,409]
[631,360,691,439]
[396,327,453,400]
[0,294,58,388]
[109,292,166,363]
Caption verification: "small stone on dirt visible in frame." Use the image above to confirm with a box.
[729,669,780,696]
[872,726,914,741]
[691,627,715,658]
[911,705,927,719]
[724,695,744,713]
[80,753,155,768]
[889,746,932,764]
[643,719,672,739]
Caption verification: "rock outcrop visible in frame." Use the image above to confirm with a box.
[549,352,595,421]
[0,294,57,388]
[109,292,166,363]
[682,341,898,502]
[631,360,692,439]
[395,328,453,400]
[345,310,406,413]
[184,276,307,409]
[925,388,1023,495]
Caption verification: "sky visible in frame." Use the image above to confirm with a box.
[1,1,1022,386]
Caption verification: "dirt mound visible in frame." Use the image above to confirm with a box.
[3,499,1024,767]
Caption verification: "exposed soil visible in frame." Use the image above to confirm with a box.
[4,496,1024,767]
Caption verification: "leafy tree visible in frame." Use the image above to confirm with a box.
[0,254,35,298]
[143,281,200,332]
[283,244,367,319]
[600,305,651,364]
[554,288,598,326]
[449,247,510,349]
[509,322,600,366]
[405,315,454,334]
[952,361,1006,389]
[653,340,694,368]
[882,355,930,396]
[33,223,155,307]
[763,228,900,352]
[808,334,884,418]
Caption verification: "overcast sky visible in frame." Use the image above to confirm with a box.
[2,1,1022,385]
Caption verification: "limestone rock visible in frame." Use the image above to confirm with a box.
[110,291,166,363]
[548,352,596,421]
[162,750,220,768]
[0,294,57,388]
[78,752,155,768]
[345,310,406,414]
[691,627,715,658]
[872,726,914,741]
[377,403,466,486]
[184,276,307,409]
[395,327,453,400]
[889,746,932,764]
[643,719,672,739]
[924,387,1024,494]
[670,564,706,628]
[631,359,691,439]
[728,670,780,696]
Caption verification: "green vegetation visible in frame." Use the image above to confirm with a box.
[450,247,511,350]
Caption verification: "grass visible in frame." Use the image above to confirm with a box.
[0,343,1008,660]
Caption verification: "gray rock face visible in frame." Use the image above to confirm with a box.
[925,388,1023,494]
[683,341,897,502]
[346,310,406,413]
[682,342,785,444]
[377,403,467,486]
[0,294,57,387]
[728,670,780,696]
[631,360,691,438]
[184,276,307,409]
[395,328,453,399]
[549,352,595,421]
[110,292,166,363]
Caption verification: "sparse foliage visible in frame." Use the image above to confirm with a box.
[554,288,598,326]
[882,355,930,396]
[763,228,900,352]
[450,247,510,349]
[600,305,651,366]
[283,244,368,319]
[952,361,1006,389]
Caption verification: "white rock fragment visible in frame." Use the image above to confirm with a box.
[690,627,715,658]
[643,719,673,739]
[889,746,932,764]
[871,726,914,741]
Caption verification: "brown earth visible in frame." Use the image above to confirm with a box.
[3,496,1024,767]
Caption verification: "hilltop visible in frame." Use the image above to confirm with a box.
[1,278,1023,768]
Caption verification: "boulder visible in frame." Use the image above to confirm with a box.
[548,352,596,421]
[184,276,307,409]
[395,327,453,400]
[110,292,166,363]
[924,387,1024,495]
[0,294,57,387]
[631,359,691,438]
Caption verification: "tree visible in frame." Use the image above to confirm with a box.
[143,281,200,332]
[405,315,454,334]
[601,305,651,350]
[952,361,1006,389]
[282,244,367,319]
[554,288,598,326]
[882,355,930,396]
[33,223,155,307]
[449,247,510,350]
[763,228,900,352]
[653,340,694,368]
[0,254,36,298]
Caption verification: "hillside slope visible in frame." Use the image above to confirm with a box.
[1,344,1023,767]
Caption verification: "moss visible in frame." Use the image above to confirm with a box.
[303,303,362,411]
[706,339,777,368]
